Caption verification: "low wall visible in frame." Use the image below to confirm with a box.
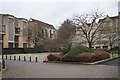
[2,48,42,54]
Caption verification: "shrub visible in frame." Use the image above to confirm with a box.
[47,53,62,61]
[61,45,91,62]
[61,56,78,62]
[77,52,97,62]
[63,45,91,57]
[93,49,110,60]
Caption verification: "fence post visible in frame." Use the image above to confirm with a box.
[14,56,16,60]
[36,57,37,62]
[5,55,7,59]
[10,55,11,60]
[24,56,26,61]
[2,55,4,59]
[2,59,5,69]
[29,56,31,62]
[18,56,20,61]
[112,53,113,57]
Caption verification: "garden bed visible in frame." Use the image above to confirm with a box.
[44,56,119,65]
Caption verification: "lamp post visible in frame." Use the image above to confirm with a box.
[118,2,120,57]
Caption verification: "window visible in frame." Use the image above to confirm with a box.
[103,46,108,49]
[96,46,100,49]
[15,43,18,48]
[9,43,13,48]
[50,30,52,38]
[15,36,19,42]
[0,25,5,32]
[15,28,20,34]
[0,34,3,40]
[23,21,27,27]
[23,43,27,48]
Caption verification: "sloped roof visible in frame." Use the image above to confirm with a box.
[29,18,56,30]
[98,15,118,23]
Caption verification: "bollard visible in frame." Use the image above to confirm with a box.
[5,55,7,59]
[2,55,3,59]
[18,56,21,61]
[14,56,16,60]
[10,55,11,60]
[2,59,5,69]
[24,56,26,61]
[112,53,113,57]
[29,56,31,62]
[35,57,37,62]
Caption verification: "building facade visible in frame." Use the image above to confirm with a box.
[0,14,28,48]
[74,15,119,49]
[28,18,57,48]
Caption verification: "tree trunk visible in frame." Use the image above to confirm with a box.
[88,42,92,48]
[110,43,113,50]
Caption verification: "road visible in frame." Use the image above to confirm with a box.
[2,58,119,78]
[102,57,120,66]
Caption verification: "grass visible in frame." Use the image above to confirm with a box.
[110,53,119,58]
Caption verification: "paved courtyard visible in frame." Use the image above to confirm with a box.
[2,59,119,78]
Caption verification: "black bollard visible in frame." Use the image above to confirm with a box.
[2,59,5,69]
[24,56,26,61]
[2,55,4,59]
[29,56,31,62]
[5,55,7,59]
[18,56,21,61]
[35,57,37,62]
[14,56,16,60]
[10,55,11,60]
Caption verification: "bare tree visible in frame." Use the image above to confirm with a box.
[44,38,58,51]
[57,19,76,51]
[28,21,44,48]
[73,10,104,48]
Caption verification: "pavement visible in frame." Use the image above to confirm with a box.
[2,58,119,78]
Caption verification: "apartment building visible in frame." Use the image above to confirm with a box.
[28,18,57,48]
[93,15,119,49]
[73,15,119,49]
[0,14,28,48]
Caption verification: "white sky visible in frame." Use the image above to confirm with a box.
[0,0,119,29]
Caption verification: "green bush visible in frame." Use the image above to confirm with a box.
[62,45,91,57]
[61,45,91,62]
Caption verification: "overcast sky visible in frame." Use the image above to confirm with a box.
[0,0,119,29]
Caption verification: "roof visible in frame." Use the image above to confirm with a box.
[98,15,118,23]
[1,14,15,17]
[29,18,56,30]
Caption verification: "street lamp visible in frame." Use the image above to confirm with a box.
[118,1,120,57]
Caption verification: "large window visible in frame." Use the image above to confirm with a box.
[0,34,3,40]
[15,43,18,48]
[15,36,19,42]
[0,25,5,32]
[50,30,52,39]
[15,28,20,34]
[23,43,27,48]
[8,43,13,48]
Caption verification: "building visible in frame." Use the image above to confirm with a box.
[28,18,57,48]
[74,15,119,49]
[0,14,28,48]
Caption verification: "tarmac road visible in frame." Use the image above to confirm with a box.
[2,59,119,78]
